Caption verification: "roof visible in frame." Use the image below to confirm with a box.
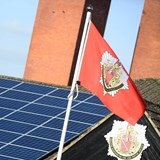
[44,78,160,160]
[134,78,160,131]
[58,113,160,160]
[0,76,159,160]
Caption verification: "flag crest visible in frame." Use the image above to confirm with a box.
[100,51,129,96]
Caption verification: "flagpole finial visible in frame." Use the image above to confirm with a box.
[87,4,93,12]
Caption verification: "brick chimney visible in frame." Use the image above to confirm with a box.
[130,0,160,79]
[23,0,111,85]
[23,0,85,85]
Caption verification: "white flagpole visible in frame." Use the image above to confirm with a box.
[56,6,93,160]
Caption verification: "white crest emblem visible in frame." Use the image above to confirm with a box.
[104,120,150,160]
[100,51,129,96]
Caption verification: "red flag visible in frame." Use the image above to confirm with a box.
[79,22,146,125]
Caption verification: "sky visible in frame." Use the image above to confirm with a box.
[0,0,144,79]
[104,0,144,72]
[0,0,38,78]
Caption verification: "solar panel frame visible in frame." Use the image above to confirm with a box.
[0,77,110,159]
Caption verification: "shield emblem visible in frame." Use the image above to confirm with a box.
[104,120,150,160]
[100,51,129,96]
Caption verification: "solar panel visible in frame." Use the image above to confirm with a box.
[0,77,110,160]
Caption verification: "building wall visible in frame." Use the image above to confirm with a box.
[24,0,160,85]
[23,0,85,85]
[23,0,111,86]
[130,0,160,79]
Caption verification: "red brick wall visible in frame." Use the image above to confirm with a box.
[24,0,159,85]
[23,0,85,85]
[130,0,160,79]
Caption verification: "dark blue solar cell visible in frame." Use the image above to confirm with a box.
[0,130,20,143]
[67,121,91,133]
[0,145,46,160]
[0,90,41,102]
[14,82,56,94]
[0,155,18,160]
[0,108,13,118]
[0,142,5,148]
[74,91,92,101]
[0,78,21,88]
[49,89,92,102]
[6,111,50,125]
[36,96,78,108]
[21,103,65,116]
[44,118,91,133]
[0,120,35,134]
[58,111,103,124]
[29,127,76,142]
[73,103,110,116]
[0,97,28,110]
[13,136,59,152]
[49,88,70,98]
[44,118,64,130]
[0,88,6,94]
[86,95,104,104]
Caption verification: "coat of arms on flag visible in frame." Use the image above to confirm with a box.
[100,51,129,96]
[104,120,150,160]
